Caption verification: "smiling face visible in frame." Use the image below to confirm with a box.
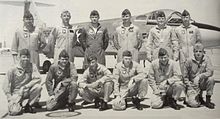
[122,14,131,23]
[61,12,71,25]
[157,16,166,26]
[23,17,34,28]
[59,57,69,67]
[159,54,169,65]
[20,54,30,66]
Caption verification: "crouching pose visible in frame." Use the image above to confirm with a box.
[183,43,215,109]
[113,50,148,110]
[78,54,114,111]
[3,49,42,116]
[45,50,78,112]
[148,48,184,110]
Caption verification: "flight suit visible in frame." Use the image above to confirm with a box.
[48,25,80,64]
[113,61,148,99]
[183,55,215,106]
[113,24,142,63]
[173,24,202,72]
[2,63,42,115]
[11,27,46,69]
[145,25,179,61]
[81,24,109,69]
[78,63,113,102]
[148,59,184,109]
[45,62,78,110]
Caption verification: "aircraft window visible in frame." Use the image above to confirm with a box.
[168,18,182,24]
[148,11,157,20]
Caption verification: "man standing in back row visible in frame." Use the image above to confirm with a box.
[11,12,46,69]
[173,10,202,72]
[145,11,178,62]
[81,10,109,69]
[113,9,142,63]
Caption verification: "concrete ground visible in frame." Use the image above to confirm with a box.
[0,49,220,119]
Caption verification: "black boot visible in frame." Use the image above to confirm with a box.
[205,95,215,109]
[24,104,36,113]
[132,97,143,110]
[198,95,206,105]
[125,99,128,108]
[99,100,109,111]
[67,102,75,112]
[169,98,180,110]
[94,98,100,108]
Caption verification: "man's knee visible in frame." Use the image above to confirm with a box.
[8,103,23,116]
[31,83,42,92]
[69,81,78,90]
[207,77,215,85]
[104,81,114,88]
[151,95,164,109]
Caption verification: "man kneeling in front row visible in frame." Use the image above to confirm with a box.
[183,43,215,109]
[45,50,78,112]
[148,48,184,110]
[3,49,42,116]
[113,50,148,110]
[78,54,114,111]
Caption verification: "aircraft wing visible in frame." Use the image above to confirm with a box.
[0,0,54,7]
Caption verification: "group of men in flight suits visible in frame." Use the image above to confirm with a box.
[2,8,215,116]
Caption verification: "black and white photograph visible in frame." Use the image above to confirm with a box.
[0,0,219,118]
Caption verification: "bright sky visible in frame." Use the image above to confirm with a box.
[0,0,219,47]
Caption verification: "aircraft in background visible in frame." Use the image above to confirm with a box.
[0,0,220,73]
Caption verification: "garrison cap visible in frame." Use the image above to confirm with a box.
[19,49,30,57]
[90,10,100,17]
[122,9,131,16]
[193,43,205,51]
[158,48,168,57]
[157,11,166,18]
[122,50,132,57]
[182,10,190,16]
[59,49,69,59]
[23,12,33,19]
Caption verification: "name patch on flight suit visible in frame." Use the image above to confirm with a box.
[62,29,67,34]
[89,29,94,34]
[121,30,125,34]
[69,29,74,33]
[128,27,134,32]
[182,30,185,34]
[189,31,194,34]
[24,32,29,38]
[56,69,63,77]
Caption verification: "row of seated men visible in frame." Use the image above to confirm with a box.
[3,42,215,116]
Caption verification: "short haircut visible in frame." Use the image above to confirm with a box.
[193,43,205,52]
[61,10,71,17]
[19,49,30,57]
[181,10,190,16]
[90,10,99,17]
[158,48,168,57]
[122,50,132,57]
[59,49,69,59]
[87,54,97,63]
[122,9,131,16]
